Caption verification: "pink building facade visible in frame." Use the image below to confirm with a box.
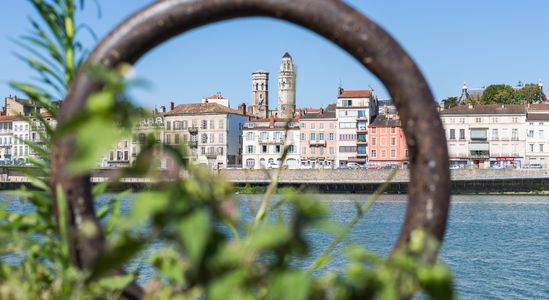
[298,104,337,169]
[367,114,408,167]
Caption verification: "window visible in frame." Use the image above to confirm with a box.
[329,147,334,154]
[260,132,269,141]
[449,129,456,140]
[311,123,315,129]
[391,137,396,146]
[475,117,482,123]
[391,127,396,134]
[124,151,129,161]
[300,122,305,128]
[218,147,224,155]
[512,117,518,123]
[371,149,377,158]
[301,133,305,141]
[210,120,215,130]
[372,137,377,146]
[528,130,534,138]
[492,129,498,140]
[405,149,409,157]
[492,117,498,123]
[247,145,255,154]
[261,145,268,153]
[381,150,387,157]
[319,123,324,129]
[529,144,534,152]
[391,149,396,157]
[275,145,281,153]
[540,144,544,152]
[246,132,255,141]
[274,132,282,141]
[329,133,335,141]
[201,120,207,129]
[166,134,171,145]
[371,127,377,134]
[459,129,465,140]
[218,120,224,129]
[201,133,208,143]
[339,146,356,153]
[182,120,188,129]
[460,118,465,124]
[311,147,315,155]
[310,133,316,141]
[329,123,334,129]
[512,129,518,140]
[210,133,214,144]
[288,132,294,140]
[539,130,544,139]
[201,147,206,155]
[219,133,224,143]
[288,145,296,153]
[302,147,306,154]
[319,147,324,155]
[339,134,357,141]
[166,121,171,130]
[339,122,356,129]
[175,134,180,144]
[341,99,352,107]
[246,159,255,167]
[319,133,325,141]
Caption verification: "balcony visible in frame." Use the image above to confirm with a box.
[308,140,326,147]
[356,127,368,133]
[206,152,218,159]
[188,141,198,148]
[188,127,198,134]
[258,138,284,144]
[357,139,368,145]
[470,151,489,159]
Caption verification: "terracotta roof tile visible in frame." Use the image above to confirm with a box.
[528,103,549,111]
[165,102,242,116]
[338,89,371,98]
[527,113,549,121]
[0,116,17,121]
[441,104,526,115]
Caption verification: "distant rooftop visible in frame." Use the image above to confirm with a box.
[370,114,401,127]
[338,89,372,98]
[166,102,243,116]
[441,104,526,115]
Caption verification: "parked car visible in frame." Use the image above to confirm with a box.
[527,163,543,169]
[346,162,360,169]
[381,164,398,170]
[267,162,280,169]
[300,164,313,169]
[367,164,381,169]
[449,165,460,170]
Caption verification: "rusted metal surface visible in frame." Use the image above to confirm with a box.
[51,0,450,296]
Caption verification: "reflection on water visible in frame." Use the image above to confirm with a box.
[1,193,548,299]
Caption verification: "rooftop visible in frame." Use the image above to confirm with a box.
[440,104,526,115]
[165,102,243,116]
[338,89,372,98]
[526,113,549,121]
[370,114,401,127]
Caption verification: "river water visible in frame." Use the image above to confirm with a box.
[2,193,548,299]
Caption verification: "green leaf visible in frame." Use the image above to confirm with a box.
[126,191,169,227]
[86,90,114,113]
[271,271,312,300]
[177,211,210,266]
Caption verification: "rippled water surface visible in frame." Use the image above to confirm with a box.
[2,193,548,299]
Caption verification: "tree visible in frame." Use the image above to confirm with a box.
[515,83,546,104]
[440,96,459,109]
[480,84,517,104]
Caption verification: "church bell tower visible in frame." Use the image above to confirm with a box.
[277,52,296,118]
[251,70,269,118]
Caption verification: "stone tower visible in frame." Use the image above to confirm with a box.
[277,52,296,118]
[251,70,269,118]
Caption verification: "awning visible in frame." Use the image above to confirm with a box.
[469,143,489,151]
[348,158,367,163]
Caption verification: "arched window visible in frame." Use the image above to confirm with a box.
[261,83,264,90]
[260,158,266,167]
[246,159,255,168]
[255,83,259,90]
[268,158,274,164]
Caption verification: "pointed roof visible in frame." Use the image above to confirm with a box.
[282,52,292,59]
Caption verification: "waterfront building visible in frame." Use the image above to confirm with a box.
[367,114,408,167]
[335,88,378,167]
[525,103,549,168]
[163,96,247,168]
[241,117,301,169]
[0,116,15,161]
[298,105,337,168]
[440,104,527,168]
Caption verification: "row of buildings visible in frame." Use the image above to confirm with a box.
[2,53,549,169]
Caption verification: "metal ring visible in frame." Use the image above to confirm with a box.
[51,0,450,266]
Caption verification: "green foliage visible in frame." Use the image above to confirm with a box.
[0,0,455,299]
[515,83,546,104]
[481,84,517,104]
[440,96,459,109]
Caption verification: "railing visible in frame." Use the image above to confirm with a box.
[188,141,198,148]
[188,127,198,134]
[308,140,326,146]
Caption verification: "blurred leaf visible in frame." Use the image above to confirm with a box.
[177,211,210,267]
[271,271,311,300]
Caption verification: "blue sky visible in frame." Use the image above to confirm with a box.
[1,1,548,109]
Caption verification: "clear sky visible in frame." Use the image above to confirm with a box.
[1,1,549,110]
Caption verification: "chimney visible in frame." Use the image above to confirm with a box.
[247,106,253,116]
[237,103,246,115]
[170,101,175,111]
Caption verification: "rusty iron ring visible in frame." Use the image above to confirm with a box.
[52,0,450,272]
